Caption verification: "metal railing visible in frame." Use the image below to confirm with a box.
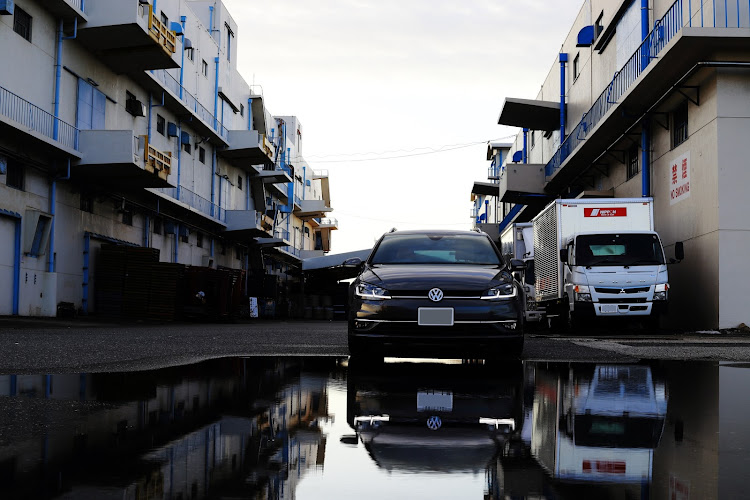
[274,228,290,241]
[151,69,228,141]
[545,0,743,178]
[313,169,329,178]
[156,186,226,223]
[0,85,79,151]
[283,245,301,257]
[318,217,338,227]
[67,0,85,13]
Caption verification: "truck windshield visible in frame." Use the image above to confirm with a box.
[575,234,665,267]
[371,233,502,265]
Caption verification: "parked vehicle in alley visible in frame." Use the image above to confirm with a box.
[528,198,683,328]
[346,229,524,359]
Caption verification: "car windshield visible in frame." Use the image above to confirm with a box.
[370,233,502,265]
[575,233,665,267]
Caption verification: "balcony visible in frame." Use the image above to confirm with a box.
[225,210,274,235]
[294,199,332,218]
[218,130,275,169]
[311,169,331,206]
[134,69,229,145]
[0,85,81,159]
[544,0,750,192]
[152,186,226,224]
[73,131,172,188]
[498,164,549,205]
[44,0,88,21]
[77,1,179,73]
[311,217,339,230]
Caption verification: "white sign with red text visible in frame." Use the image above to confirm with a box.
[669,151,691,205]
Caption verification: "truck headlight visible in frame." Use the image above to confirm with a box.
[355,283,391,300]
[654,283,669,301]
[482,283,517,300]
[574,285,592,302]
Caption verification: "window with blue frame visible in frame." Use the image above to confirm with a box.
[76,79,106,130]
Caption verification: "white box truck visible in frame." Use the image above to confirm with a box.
[531,198,682,328]
[500,223,543,323]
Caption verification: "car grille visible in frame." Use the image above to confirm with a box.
[389,290,481,299]
[599,298,648,304]
[595,287,650,294]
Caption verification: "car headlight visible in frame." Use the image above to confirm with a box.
[573,284,592,302]
[355,282,391,300]
[481,283,517,300]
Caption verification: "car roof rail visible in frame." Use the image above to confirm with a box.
[389,227,398,233]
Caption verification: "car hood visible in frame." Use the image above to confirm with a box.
[361,265,508,292]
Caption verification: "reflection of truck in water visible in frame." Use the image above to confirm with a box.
[504,198,683,328]
[530,364,667,484]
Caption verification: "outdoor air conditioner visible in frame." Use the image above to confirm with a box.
[167,122,178,137]
[201,256,216,268]
[126,97,146,117]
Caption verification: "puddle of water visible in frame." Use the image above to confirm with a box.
[0,357,748,499]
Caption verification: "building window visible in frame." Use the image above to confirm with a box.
[76,79,106,130]
[530,130,535,148]
[160,11,168,26]
[122,211,133,226]
[236,246,242,260]
[156,114,165,136]
[220,242,226,255]
[672,101,689,148]
[202,60,208,77]
[13,7,32,42]
[238,175,242,190]
[80,193,94,213]
[182,142,191,154]
[186,47,194,62]
[198,146,206,164]
[153,218,163,235]
[6,160,24,191]
[196,232,203,248]
[240,104,244,117]
[180,231,189,243]
[573,53,580,80]
[627,143,640,180]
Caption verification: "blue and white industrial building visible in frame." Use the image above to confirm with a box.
[476,0,750,330]
[0,0,336,317]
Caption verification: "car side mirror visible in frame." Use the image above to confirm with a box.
[343,257,363,268]
[559,248,568,263]
[509,258,525,272]
[675,241,684,261]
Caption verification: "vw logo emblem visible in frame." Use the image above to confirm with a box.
[428,288,444,302]
[426,416,442,430]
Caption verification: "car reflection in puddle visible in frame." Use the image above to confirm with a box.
[0,357,746,499]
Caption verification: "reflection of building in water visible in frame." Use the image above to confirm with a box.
[0,358,334,500]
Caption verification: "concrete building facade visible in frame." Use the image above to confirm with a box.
[488,0,750,329]
[0,0,336,317]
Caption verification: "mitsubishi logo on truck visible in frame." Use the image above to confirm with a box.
[584,207,627,217]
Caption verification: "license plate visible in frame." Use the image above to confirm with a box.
[600,304,619,314]
[418,308,454,326]
[417,391,453,412]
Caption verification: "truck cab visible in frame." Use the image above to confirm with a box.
[561,231,670,322]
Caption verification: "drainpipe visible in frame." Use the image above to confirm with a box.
[213,57,220,130]
[179,16,186,99]
[302,166,306,200]
[642,123,650,197]
[248,98,253,130]
[177,120,182,200]
[82,232,90,315]
[522,129,528,163]
[144,215,150,247]
[210,238,214,258]
[641,0,650,197]
[287,146,293,212]
[484,199,490,223]
[148,94,153,142]
[174,224,179,263]
[48,179,57,273]
[53,20,63,141]
[210,146,216,216]
[559,53,568,141]
[246,173,250,210]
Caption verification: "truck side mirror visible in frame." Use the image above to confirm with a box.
[509,259,525,272]
[675,241,684,261]
[343,257,363,268]
[559,248,568,263]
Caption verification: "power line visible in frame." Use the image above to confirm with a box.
[334,211,472,226]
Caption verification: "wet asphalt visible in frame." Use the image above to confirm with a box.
[1,317,750,373]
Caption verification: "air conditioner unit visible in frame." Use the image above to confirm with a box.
[126,97,146,117]
[180,131,191,145]
[167,122,178,137]
[201,255,216,268]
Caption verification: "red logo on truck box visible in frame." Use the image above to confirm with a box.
[584,207,627,217]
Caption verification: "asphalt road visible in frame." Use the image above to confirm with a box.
[1,317,750,373]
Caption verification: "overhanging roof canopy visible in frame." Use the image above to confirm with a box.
[498,98,560,131]
[471,181,499,197]
[487,142,512,161]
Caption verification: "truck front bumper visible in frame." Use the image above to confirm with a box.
[575,301,668,317]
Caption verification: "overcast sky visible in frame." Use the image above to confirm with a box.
[224,0,584,252]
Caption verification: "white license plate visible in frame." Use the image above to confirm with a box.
[417,391,453,412]
[600,304,619,314]
[418,308,454,326]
